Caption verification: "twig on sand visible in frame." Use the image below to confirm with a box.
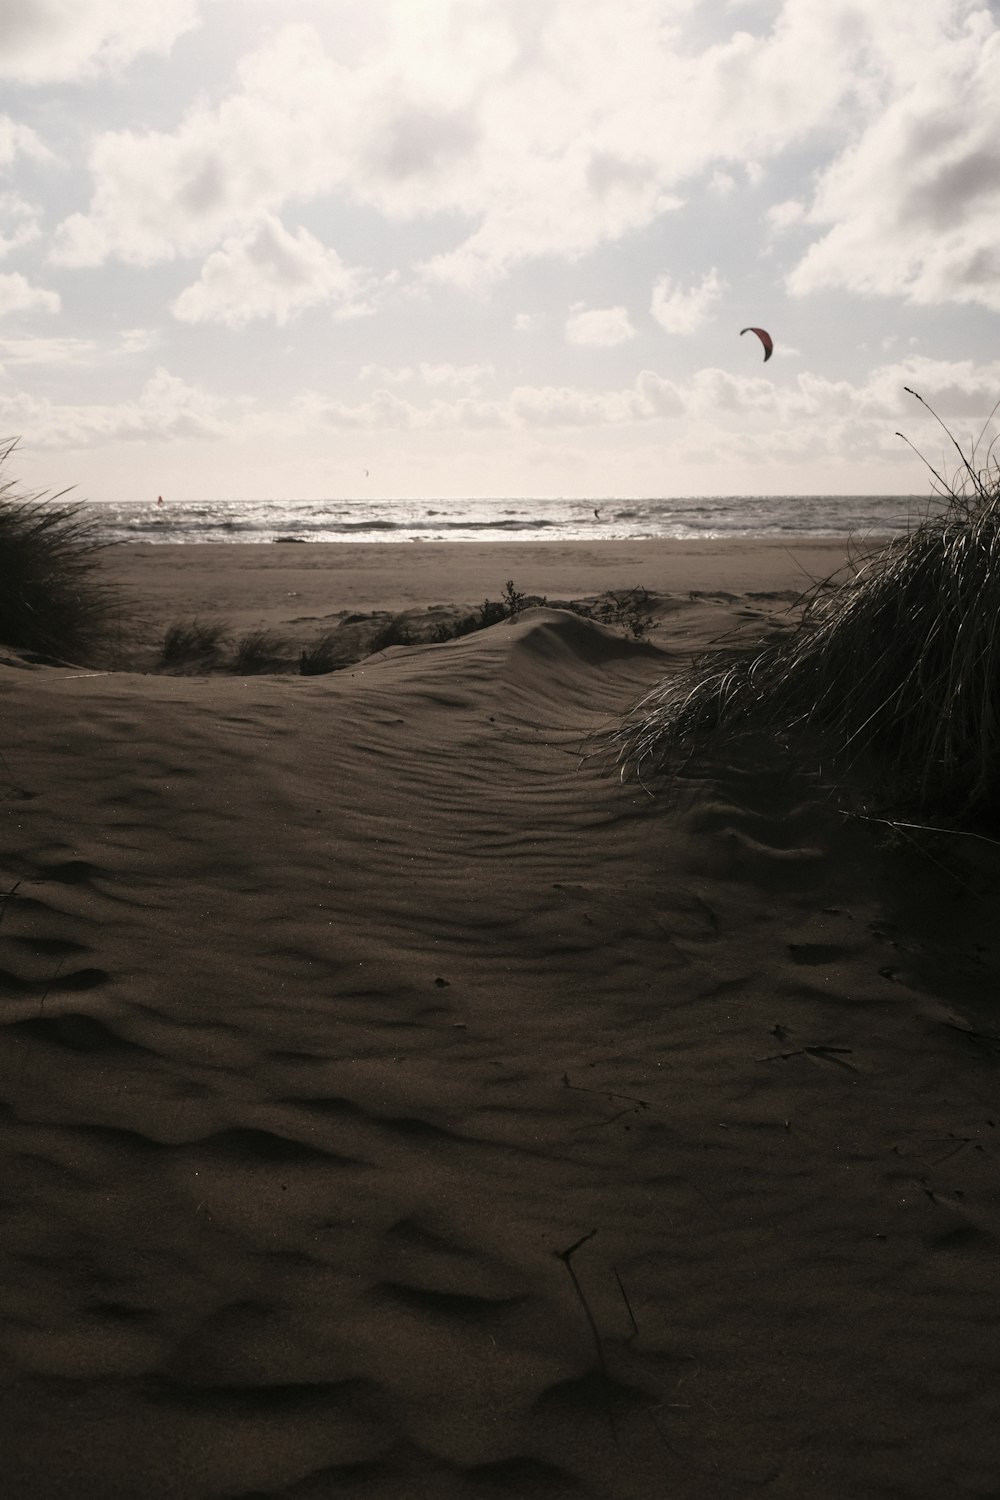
[846,811,989,901]
[554,1229,617,1443]
[942,1021,1000,1058]
[613,1264,639,1344]
[848,810,1000,850]
[0,881,20,930]
[562,1073,649,1109]
[757,1043,854,1067]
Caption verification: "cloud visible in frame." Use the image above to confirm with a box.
[787,6,1000,311]
[359,362,494,390]
[297,355,1000,452]
[0,328,156,365]
[171,215,374,328]
[0,0,200,84]
[0,115,51,167]
[0,271,59,316]
[565,304,635,347]
[47,1,900,289]
[0,335,99,365]
[651,268,725,335]
[0,366,235,448]
[766,199,806,234]
[0,192,42,257]
[8,353,1000,486]
[300,368,687,432]
[298,387,418,431]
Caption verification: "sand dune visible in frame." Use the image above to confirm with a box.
[2,543,999,1498]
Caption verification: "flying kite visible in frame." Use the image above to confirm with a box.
[740,326,773,362]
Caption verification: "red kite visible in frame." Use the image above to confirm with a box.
[740,326,773,362]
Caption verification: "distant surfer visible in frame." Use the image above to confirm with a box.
[157,495,163,506]
[594,506,602,520]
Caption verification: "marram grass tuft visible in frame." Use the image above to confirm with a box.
[0,439,122,662]
[614,392,1000,825]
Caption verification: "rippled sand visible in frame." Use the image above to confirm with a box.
[2,541,998,1498]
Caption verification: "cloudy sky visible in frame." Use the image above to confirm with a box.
[2,0,1000,502]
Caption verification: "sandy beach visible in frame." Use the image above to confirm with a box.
[2,537,999,1499]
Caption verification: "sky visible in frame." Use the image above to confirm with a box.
[2,0,1000,503]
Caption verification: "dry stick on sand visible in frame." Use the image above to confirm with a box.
[0,881,20,929]
[553,1229,618,1443]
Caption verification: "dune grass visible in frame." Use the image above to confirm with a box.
[231,629,291,673]
[299,632,349,675]
[161,616,231,664]
[615,391,1000,825]
[0,440,123,662]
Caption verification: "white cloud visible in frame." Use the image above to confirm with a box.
[360,361,493,390]
[651,268,725,334]
[0,367,235,448]
[0,335,99,365]
[0,0,200,84]
[301,369,687,432]
[119,327,156,355]
[0,328,157,365]
[47,0,909,290]
[787,6,1000,311]
[298,387,418,431]
[297,355,1000,446]
[0,271,59,316]
[0,192,42,257]
[565,304,635,347]
[766,199,806,233]
[0,115,51,167]
[171,215,374,328]
[7,353,1000,491]
[708,169,736,195]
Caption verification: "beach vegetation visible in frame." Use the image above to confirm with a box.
[231,629,291,673]
[430,579,539,642]
[299,632,349,675]
[500,578,528,616]
[590,587,655,640]
[369,615,414,652]
[615,390,1000,826]
[161,616,231,664]
[0,439,123,662]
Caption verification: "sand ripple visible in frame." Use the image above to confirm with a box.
[2,606,1000,1497]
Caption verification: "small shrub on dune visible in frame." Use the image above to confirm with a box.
[161,616,231,664]
[231,629,291,673]
[615,391,1000,825]
[299,632,349,675]
[368,615,413,653]
[0,439,121,661]
[430,580,538,642]
[592,587,654,640]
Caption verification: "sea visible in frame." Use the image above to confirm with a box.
[80,493,930,546]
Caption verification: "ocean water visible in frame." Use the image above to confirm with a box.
[81,493,929,546]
